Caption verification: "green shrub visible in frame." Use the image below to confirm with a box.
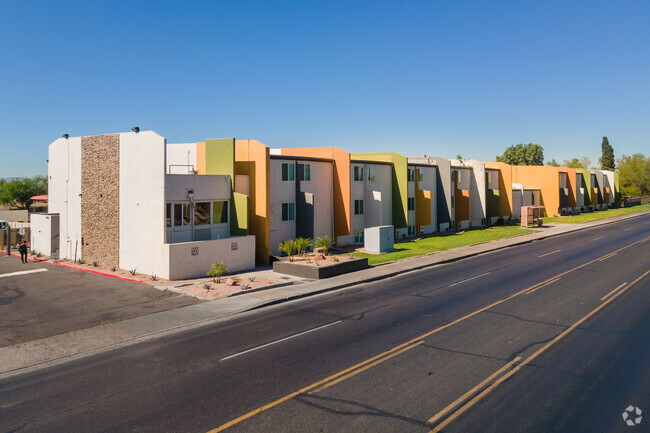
[315,236,332,256]
[207,262,228,284]
[279,240,298,262]
[295,237,312,257]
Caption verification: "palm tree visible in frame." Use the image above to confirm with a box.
[207,262,228,283]
[315,236,332,256]
[278,240,297,262]
[295,237,312,257]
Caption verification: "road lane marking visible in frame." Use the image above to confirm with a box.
[624,227,633,231]
[0,268,48,278]
[523,277,561,295]
[220,320,342,361]
[448,272,490,287]
[429,269,650,433]
[600,282,628,301]
[309,340,424,394]
[598,252,618,262]
[591,236,606,241]
[208,238,650,433]
[538,249,561,258]
[427,357,522,424]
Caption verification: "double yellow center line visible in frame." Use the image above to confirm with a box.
[208,236,650,433]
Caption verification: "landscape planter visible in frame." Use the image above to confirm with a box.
[273,257,369,279]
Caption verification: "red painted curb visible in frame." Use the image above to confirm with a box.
[1,250,146,284]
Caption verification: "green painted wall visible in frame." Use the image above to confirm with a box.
[204,138,248,235]
[351,152,408,229]
[486,189,500,218]
[232,192,249,235]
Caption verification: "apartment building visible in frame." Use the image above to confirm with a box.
[33,131,255,280]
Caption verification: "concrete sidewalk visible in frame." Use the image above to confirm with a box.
[1,211,647,378]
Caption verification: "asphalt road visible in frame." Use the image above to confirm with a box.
[0,257,199,347]
[1,214,648,432]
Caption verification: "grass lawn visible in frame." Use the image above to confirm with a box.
[544,204,650,224]
[356,226,536,266]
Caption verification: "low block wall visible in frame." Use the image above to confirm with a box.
[273,257,369,279]
[164,235,256,280]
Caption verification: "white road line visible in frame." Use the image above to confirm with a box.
[538,249,561,258]
[591,236,606,241]
[449,272,491,287]
[0,268,48,278]
[623,227,633,231]
[221,320,343,361]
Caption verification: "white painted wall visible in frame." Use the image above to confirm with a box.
[269,159,296,254]
[299,160,333,241]
[464,159,486,227]
[166,142,197,174]
[603,170,616,204]
[119,131,167,277]
[48,136,82,260]
[163,235,255,280]
[417,165,437,234]
[166,174,231,201]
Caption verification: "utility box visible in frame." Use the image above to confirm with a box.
[30,213,60,257]
[521,206,544,228]
[364,225,394,253]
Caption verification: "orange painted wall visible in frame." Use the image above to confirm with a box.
[235,140,271,264]
[280,147,351,244]
[511,166,561,216]
[454,169,470,222]
[196,141,206,174]
[415,176,432,229]
[559,167,577,208]
[484,162,513,217]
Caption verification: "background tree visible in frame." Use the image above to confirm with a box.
[599,136,616,170]
[545,159,560,167]
[617,153,650,196]
[0,175,47,211]
[562,156,591,169]
[496,143,544,165]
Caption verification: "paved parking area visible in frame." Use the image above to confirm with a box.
[0,255,200,347]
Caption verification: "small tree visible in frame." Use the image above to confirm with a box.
[0,175,48,211]
[295,237,312,257]
[278,240,297,262]
[496,143,544,166]
[207,262,228,283]
[315,236,332,256]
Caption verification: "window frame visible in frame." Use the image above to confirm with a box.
[354,199,364,215]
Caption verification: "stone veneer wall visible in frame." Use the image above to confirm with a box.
[81,134,120,266]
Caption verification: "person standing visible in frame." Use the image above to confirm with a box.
[17,237,28,264]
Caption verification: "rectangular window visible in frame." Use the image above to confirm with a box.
[354,165,364,181]
[354,231,364,244]
[408,167,415,182]
[418,169,423,182]
[166,203,171,228]
[282,203,295,221]
[354,199,364,215]
[212,201,228,224]
[299,163,311,181]
[194,202,210,225]
[282,163,295,181]
[368,165,376,182]
[408,197,415,211]
[183,203,191,226]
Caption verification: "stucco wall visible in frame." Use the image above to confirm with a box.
[166,142,198,174]
[511,166,560,216]
[414,165,437,233]
[49,136,82,260]
[269,159,297,254]
[30,213,59,257]
[81,134,120,266]
[119,131,167,276]
[163,236,255,280]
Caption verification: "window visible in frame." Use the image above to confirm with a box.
[166,203,171,228]
[408,167,415,182]
[418,169,423,182]
[354,199,364,215]
[368,165,376,182]
[212,201,228,224]
[408,197,415,211]
[408,225,416,236]
[354,165,364,181]
[282,203,295,221]
[194,202,210,225]
[354,231,364,244]
[282,163,295,181]
[299,163,311,181]
[183,203,191,226]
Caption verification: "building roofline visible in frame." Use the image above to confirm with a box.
[270,154,334,163]
[350,159,393,166]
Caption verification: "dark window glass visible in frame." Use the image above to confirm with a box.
[174,203,183,226]
[194,202,210,225]
[166,203,171,228]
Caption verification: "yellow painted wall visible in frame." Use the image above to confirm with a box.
[235,140,271,264]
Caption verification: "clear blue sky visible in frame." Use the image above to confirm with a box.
[1,0,648,177]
